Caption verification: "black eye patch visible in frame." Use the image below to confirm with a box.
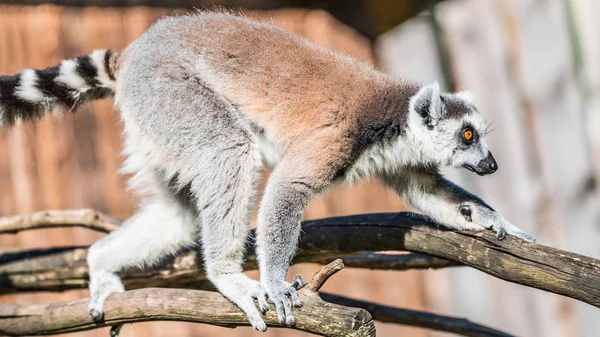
[459,125,477,146]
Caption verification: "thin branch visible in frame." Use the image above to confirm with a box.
[0,287,375,337]
[0,209,120,234]
[306,259,345,291]
[2,211,600,311]
[323,252,461,270]
[320,293,514,337]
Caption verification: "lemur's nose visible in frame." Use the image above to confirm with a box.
[471,152,498,175]
[485,152,498,173]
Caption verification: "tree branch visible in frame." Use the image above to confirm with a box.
[0,261,375,337]
[174,279,515,337]
[321,293,513,337]
[1,211,599,310]
[321,252,461,270]
[0,209,119,234]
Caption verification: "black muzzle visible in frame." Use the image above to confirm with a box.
[463,152,498,176]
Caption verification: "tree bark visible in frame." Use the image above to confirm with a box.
[2,212,599,310]
[0,261,376,337]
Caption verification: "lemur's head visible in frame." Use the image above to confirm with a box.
[407,82,497,175]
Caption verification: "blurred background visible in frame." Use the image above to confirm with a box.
[0,0,599,336]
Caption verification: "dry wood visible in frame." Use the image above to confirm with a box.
[0,258,512,337]
[0,261,375,337]
[305,258,345,291]
[0,209,120,234]
[1,211,599,311]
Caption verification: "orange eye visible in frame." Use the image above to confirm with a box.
[463,130,473,141]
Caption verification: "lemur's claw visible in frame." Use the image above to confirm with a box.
[254,321,268,332]
[496,228,506,241]
[255,293,269,315]
[89,308,104,322]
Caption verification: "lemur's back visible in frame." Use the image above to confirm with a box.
[118,13,403,146]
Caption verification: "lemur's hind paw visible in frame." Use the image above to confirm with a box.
[212,273,269,332]
[88,308,103,322]
[87,271,125,323]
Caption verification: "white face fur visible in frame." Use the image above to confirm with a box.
[407,82,497,175]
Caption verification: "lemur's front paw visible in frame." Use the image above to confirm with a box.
[263,275,305,326]
[459,204,535,243]
[491,221,536,242]
[212,274,269,332]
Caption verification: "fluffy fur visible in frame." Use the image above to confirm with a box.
[0,12,534,332]
[0,50,115,126]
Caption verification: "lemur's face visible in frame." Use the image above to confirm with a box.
[408,82,497,175]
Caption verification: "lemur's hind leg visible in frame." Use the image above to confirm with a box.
[118,71,269,330]
[190,139,268,331]
[87,182,198,321]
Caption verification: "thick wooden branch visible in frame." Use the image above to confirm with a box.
[0,261,375,337]
[1,211,599,311]
[174,280,514,337]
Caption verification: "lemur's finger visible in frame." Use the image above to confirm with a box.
[256,294,269,314]
[497,220,536,242]
[290,274,306,290]
[239,297,267,332]
[273,298,286,324]
[282,297,295,326]
[511,230,536,243]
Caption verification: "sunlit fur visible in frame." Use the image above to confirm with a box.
[0,13,535,333]
[345,83,490,183]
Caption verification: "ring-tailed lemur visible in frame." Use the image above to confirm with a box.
[0,12,534,332]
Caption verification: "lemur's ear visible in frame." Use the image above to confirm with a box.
[411,82,443,127]
[455,91,475,104]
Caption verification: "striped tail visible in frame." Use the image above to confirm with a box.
[0,49,118,127]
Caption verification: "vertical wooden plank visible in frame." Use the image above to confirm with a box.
[435,1,566,336]
[570,0,600,188]
[499,1,599,336]
[0,4,20,319]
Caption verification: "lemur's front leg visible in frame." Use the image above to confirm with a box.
[256,156,331,325]
[382,170,535,242]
